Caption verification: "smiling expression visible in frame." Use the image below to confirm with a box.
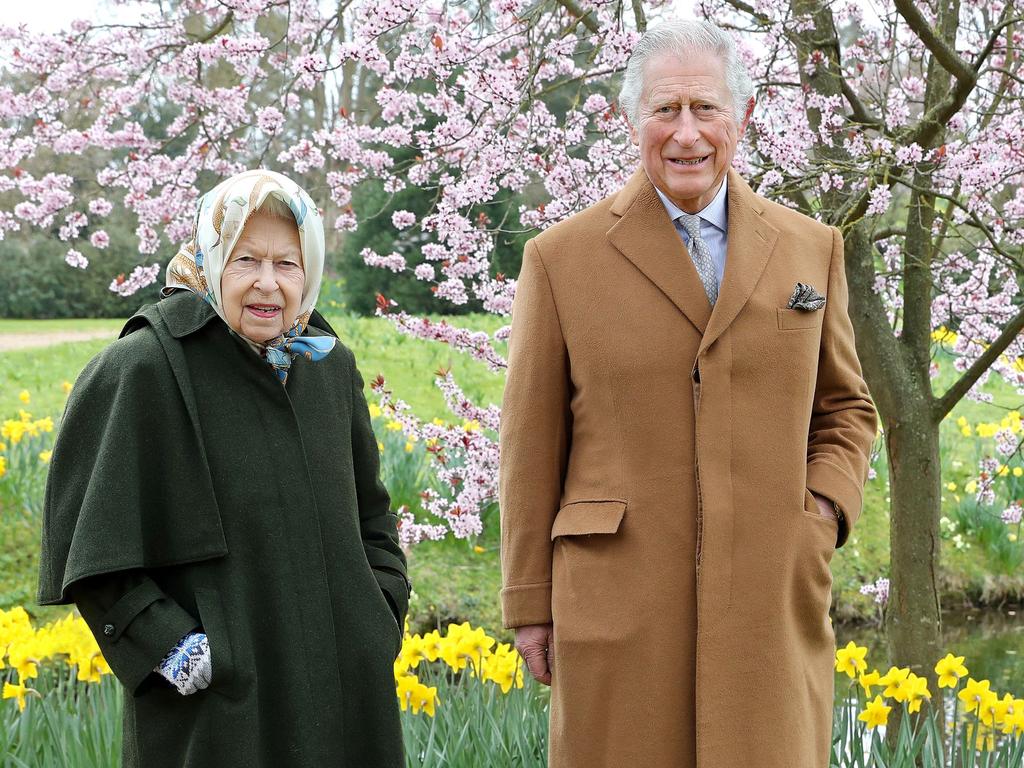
[220,211,305,343]
[629,51,753,214]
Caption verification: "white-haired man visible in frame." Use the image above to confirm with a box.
[500,19,876,768]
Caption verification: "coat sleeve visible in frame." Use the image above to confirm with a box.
[68,570,199,696]
[349,357,409,627]
[499,238,572,629]
[805,226,878,547]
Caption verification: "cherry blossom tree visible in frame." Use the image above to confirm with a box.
[4,0,1024,697]
[700,0,1024,702]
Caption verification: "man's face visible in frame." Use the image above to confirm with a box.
[629,51,752,214]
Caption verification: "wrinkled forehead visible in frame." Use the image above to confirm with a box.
[231,211,304,260]
[641,51,730,100]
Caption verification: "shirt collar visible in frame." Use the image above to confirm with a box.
[653,177,729,233]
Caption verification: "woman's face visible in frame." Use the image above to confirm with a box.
[220,211,305,342]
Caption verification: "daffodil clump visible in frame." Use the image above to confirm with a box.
[1,607,111,712]
[394,621,524,717]
[835,641,1024,763]
[2,606,521,724]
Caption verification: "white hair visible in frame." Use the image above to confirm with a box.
[619,20,754,126]
[254,193,298,223]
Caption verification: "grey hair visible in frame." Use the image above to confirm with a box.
[619,20,754,126]
[254,193,297,223]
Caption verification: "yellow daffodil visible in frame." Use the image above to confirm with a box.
[61,380,72,395]
[905,673,931,713]
[377,441,384,452]
[858,669,881,697]
[935,653,968,688]
[880,666,912,702]
[961,425,972,437]
[1015,468,1023,477]
[38,450,52,464]
[858,696,891,729]
[462,420,480,432]
[419,630,443,663]
[404,442,414,452]
[2,681,28,712]
[994,693,1017,734]
[473,545,485,554]
[368,403,382,419]
[385,420,403,432]
[835,641,868,679]
[946,482,957,491]
[965,480,978,494]
[959,678,994,714]
[0,455,6,479]
[18,390,30,405]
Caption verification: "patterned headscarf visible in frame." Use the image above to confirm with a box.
[164,169,335,382]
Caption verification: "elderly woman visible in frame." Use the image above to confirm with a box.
[37,170,408,767]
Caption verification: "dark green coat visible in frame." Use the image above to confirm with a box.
[38,291,409,767]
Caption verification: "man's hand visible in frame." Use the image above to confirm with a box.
[810,492,835,523]
[515,623,554,686]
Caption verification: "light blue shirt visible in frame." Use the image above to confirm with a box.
[654,180,728,285]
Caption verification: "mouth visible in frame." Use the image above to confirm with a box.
[668,155,710,168]
[246,304,282,319]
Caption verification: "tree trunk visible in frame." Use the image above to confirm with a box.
[884,404,944,674]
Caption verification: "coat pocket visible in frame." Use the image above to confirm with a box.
[193,588,237,695]
[550,499,627,539]
[778,307,824,331]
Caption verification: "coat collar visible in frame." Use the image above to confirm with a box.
[607,167,779,354]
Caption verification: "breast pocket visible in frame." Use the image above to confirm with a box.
[777,307,825,331]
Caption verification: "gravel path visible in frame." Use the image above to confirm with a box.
[0,329,118,352]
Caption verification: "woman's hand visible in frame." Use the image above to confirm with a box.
[155,631,212,695]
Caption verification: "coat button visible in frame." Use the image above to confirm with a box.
[103,623,115,637]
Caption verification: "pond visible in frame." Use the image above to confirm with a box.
[835,605,1024,694]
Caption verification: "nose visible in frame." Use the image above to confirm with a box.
[253,259,280,292]
[672,110,700,147]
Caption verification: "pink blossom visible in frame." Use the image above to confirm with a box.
[392,210,416,229]
[64,249,88,269]
[90,230,110,249]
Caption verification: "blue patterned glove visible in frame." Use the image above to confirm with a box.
[155,631,212,695]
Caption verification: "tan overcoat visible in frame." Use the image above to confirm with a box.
[499,168,877,768]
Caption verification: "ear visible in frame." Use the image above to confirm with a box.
[739,96,755,136]
[624,110,640,146]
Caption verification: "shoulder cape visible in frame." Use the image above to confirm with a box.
[37,292,339,605]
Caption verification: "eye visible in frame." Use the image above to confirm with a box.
[279,259,301,268]
[657,105,675,114]
[234,254,255,262]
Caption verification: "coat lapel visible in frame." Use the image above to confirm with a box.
[607,169,712,335]
[697,169,779,356]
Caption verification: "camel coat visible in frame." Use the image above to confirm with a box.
[499,168,877,768]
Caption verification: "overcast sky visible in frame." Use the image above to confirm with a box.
[1,1,144,32]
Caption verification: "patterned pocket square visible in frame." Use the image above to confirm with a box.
[787,282,826,311]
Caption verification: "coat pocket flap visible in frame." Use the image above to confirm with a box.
[550,500,627,540]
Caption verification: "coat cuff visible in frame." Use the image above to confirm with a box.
[501,582,552,629]
[92,581,199,695]
[806,460,865,548]
[373,567,409,627]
